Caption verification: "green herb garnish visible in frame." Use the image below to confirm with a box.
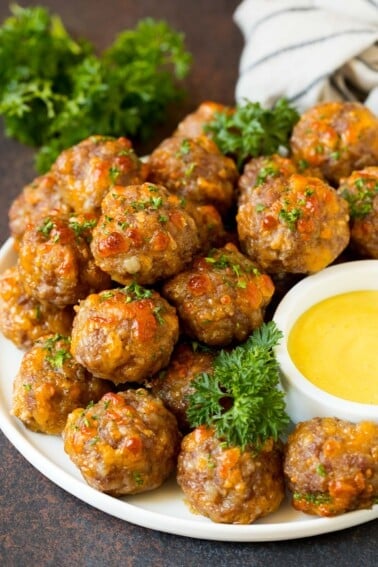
[42,334,72,370]
[341,178,378,219]
[122,282,153,301]
[205,98,299,169]
[293,492,332,505]
[187,322,289,451]
[0,5,191,172]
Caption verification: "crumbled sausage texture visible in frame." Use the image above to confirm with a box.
[237,173,350,274]
[290,101,378,185]
[18,213,111,308]
[90,183,201,285]
[163,242,274,346]
[8,173,72,249]
[337,166,378,259]
[12,334,112,435]
[52,135,148,215]
[0,266,73,349]
[284,417,378,516]
[70,286,179,384]
[63,389,181,495]
[173,101,232,139]
[177,426,285,524]
[148,342,215,432]
[148,135,238,216]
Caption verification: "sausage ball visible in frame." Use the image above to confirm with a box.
[12,334,112,435]
[63,389,181,495]
[284,418,378,516]
[18,213,111,308]
[173,101,232,139]
[162,243,274,346]
[148,342,215,431]
[238,154,298,207]
[237,173,350,274]
[177,426,285,524]
[70,284,179,384]
[8,173,72,249]
[290,102,378,185]
[90,183,200,285]
[338,166,378,258]
[52,135,148,215]
[0,266,73,349]
[187,202,228,254]
[148,136,238,216]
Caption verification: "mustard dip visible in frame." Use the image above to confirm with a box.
[288,290,378,405]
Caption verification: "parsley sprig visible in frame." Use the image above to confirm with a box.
[205,98,299,170]
[187,322,289,451]
[0,5,191,172]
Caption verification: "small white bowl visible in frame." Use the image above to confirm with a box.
[273,260,378,424]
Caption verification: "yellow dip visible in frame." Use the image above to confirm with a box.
[288,290,378,405]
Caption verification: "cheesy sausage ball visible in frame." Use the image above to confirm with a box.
[18,213,111,308]
[63,389,181,495]
[237,173,350,274]
[284,418,378,517]
[148,342,215,431]
[90,183,200,285]
[0,266,73,349]
[290,102,378,185]
[173,101,232,139]
[186,203,228,254]
[148,136,238,216]
[52,135,148,215]
[162,243,274,346]
[12,334,112,435]
[238,154,298,206]
[9,173,72,249]
[70,284,179,384]
[338,166,378,258]
[177,427,284,524]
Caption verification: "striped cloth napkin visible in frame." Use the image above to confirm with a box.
[234,0,378,112]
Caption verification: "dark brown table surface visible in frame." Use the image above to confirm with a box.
[0,1,377,565]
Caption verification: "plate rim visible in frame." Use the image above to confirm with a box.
[0,237,377,542]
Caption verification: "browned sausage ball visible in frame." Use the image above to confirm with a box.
[52,136,148,215]
[337,166,378,258]
[70,284,179,384]
[173,101,233,139]
[237,173,350,274]
[8,173,72,249]
[148,136,238,216]
[63,389,181,495]
[148,342,215,431]
[290,102,378,185]
[238,154,298,207]
[0,266,73,349]
[162,242,274,346]
[177,426,285,524]
[284,418,378,517]
[90,183,200,285]
[186,202,228,254]
[12,334,112,435]
[18,213,111,308]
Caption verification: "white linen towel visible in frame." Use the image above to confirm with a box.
[234,0,378,113]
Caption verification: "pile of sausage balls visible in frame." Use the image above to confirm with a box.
[1,100,378,524]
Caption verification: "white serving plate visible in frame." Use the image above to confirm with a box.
[0,238,377,541]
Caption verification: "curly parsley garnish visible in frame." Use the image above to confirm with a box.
[205,98,299,169]
[187,322,289,451]
[0,5,191,172]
